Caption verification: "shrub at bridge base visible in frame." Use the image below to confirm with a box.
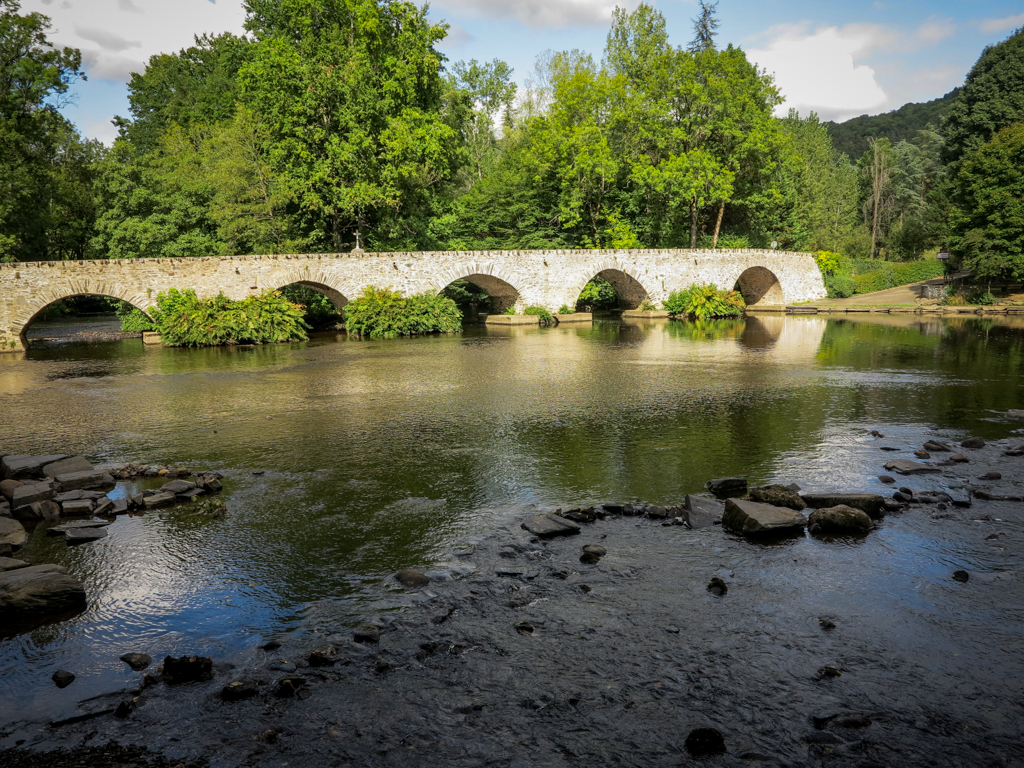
[343,286,462,339]
[140,288,309,347]
[664,285,745,320]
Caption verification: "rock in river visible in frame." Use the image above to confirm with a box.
[55,469,114,492]
[884,459,942,476]
[0,564,86,622]
[0,557,29,572]
[684,495,724,529]
[808,505,874,535]
[120,653,153,671]
[396,568,430,588]
[722,499,806,537]
[749,484,805,510]
[520,513,581,539]
[705,477,747,499]
[0,517,27,551]
[800,493,886,520]
[1,455,67,481]
[162,655,213,684]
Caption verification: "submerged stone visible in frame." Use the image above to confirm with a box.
[520,513,580,538]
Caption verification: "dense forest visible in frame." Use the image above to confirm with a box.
[2,0,1023,288]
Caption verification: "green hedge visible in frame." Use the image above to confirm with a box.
[852,260,945,294]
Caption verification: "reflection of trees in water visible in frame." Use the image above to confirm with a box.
[666,317,746,342]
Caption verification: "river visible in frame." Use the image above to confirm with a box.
[1,314,1023,763]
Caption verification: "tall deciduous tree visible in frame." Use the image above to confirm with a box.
[451,59,516,183]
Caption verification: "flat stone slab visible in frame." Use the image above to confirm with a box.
[64,527,109,543]
[705,477,747,498]
[0,557,29,572]
[55,470,114,492]
[684,495,724,529]
[60,499,94,516]
[0,564,86,620]
[1,455,67,481]
[0,517,27,550]
[884,460,942,475]
[722,498,806,537]
[47,520,112,536]
[800,493,886,520]
[41,456,94,477]
[554,312,593,323]
[485,315,540,326]
[160,479,197,494]
[11,482,54,510]
[521,514,581,538]
[144,491,177,509]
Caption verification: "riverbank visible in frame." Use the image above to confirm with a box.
[2,430,1023,767]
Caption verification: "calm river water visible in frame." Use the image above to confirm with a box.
[1,313,1023,726]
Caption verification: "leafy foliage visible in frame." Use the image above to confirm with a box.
[825,89,959,159]
[343,286,462,338]
[558,304,573,314]
[851,259,945,294]
[813,250,855,298]
[664,284,745,319]
[146,288,309,346]
[280,284,342,330]
[116,303,155,332]
[523,305,555,324]
[576,275,619,309]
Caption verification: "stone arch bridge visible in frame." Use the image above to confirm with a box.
[0,248,825,352]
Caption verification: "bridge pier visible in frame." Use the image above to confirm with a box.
[0,250,826,351]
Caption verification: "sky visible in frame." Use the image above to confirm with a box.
[21,0,1024,145]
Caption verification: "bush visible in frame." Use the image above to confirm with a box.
[664,284,745,320]
[638,299,658,311]
[150,288,310,347]
[557,304,573,314]
[813,251,856,298]
[967,286,996,306]
[343,286,462,339]
[280,285,342,330]
[851,260,945,294]
[576,275,618,310]
[524,305,554,325]
[118,306,155,332]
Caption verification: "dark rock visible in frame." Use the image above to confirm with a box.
[515,620,534,635]
[143,491,177,509]
[59,498,94,516]
[801,493,885,519]
[111,499,129,515]
[579,552,601,565]
[1,455,67,481]
[307,649,338,666]
[582,544,606,557]
[11,482,55,513]
[0,556,29,572]
[819,618,836,631]
[129,493,144,509]
[645,505,669,519]
[273,676,306,698]
[161,479,197,495]
[883,499,903,512]
[899,486,913,495]
[750,484,805,510]
[353,626,380,644]
[981,471,1002,481]
[817,665,842,679]
[705,477,747,498]
[520,513,580,538]
[884,459,941,475]
[870,430,884,438]
[684,495,724,529]
[786,483,802,492]
[114,697,137,719]
[914,450,931,459]
[47,519,111,536]
[880,446,900,451]
[878,475,895,484]
[0,517,27,550]
[1005,445,1024,457]
[0,479,23,502]
[892,491,913,504]
[119,653,152,671]
[601,504,623,514]
[262,640,282,652]
[17,499,61,522]
[221,679,259,701]
[162,655,213,684]
[41,456,93,478]
[92,497,115,515]
[952,570,970,583]
[707,577,727,596]
[685,727,726,757]
[923,440,952,452]
[722,498,806,537]
[986,533,1000,540]
[808,505,873,535]
[961,437,986,449]
[835,714,872,729]
[0,564,86,620]
[52,670,75,688]
[64,527,108,544]
[396,568,430,588]
[560,507,598,523]
[950,453,970,463]
[974,490,1024,501]
[55,470,114,492]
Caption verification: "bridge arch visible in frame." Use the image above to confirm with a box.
[569,262,652,310]
[16,285,152,349]
[734,266,785,308]
[432,263,527,314]
[269,268,352,309]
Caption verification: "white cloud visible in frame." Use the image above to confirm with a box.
[437,23,473,50]
[22,0,247,83]
[979,12,1024,35]
[747,24,889,121]
[914,17,955,46]
[431,0,618,28]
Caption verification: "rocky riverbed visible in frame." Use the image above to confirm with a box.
[2,433,1023,767]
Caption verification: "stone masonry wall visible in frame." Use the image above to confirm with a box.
[0,249,826,352]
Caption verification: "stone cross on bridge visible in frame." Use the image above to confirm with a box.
[0,248,826,352]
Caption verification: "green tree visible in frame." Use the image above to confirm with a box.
[944,27,1024,167]
[949,123,1024,282]
[688,0,720,54]
[451,59,516,183]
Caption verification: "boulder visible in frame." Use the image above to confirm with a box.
[884,459,941,475]
[55,470,114,492]
[749,484,805,511]
[949,453,970,463]
[923,440,952,452]
[645,505,670,519]
[14,500,61,522]
[395,569,430,588]
[41,456,94,478]
[684,495,725,529]
[64,528,108,544]
[800,493,886,520]
[0,517,27,550]
[47,520,111,536]
[11,482,54,511]
[961,437,986,449]
[1,455,67,481]
[0,501,9,518]
[143,491,177,509]
[93,497,115,516]
[111,499,129,515]
[685,728,726,757]
[722,498,806,537]
[0,479,22,502]
[59,498,94,516]
[705,477,747,498]
[221,680,259,701]
[120,653,153,671]
[808,505,874,535]
[0,564,86,621]
[520,513,581,538]
[160,479,196,495]
[53,489,85,503]
[0,557,29,572]
[52,670,75,689]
